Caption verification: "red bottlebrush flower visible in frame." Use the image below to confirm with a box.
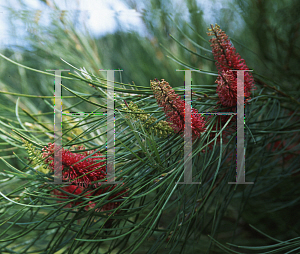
[150,78,206,140]
[216,71,237,108]
[207,24,256,107]
[42,143,106,187]
[42,143,127,213]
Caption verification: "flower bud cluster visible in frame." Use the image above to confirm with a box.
[22,138,51,174]
[122,101,174,138]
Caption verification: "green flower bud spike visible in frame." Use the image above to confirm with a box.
[122,101,174,138]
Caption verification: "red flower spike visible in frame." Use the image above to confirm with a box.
[42,143,106,188]
[150,78,206,140]
[42,143,128,213]
[207,24,256,108]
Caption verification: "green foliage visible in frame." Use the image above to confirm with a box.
[0,0,299,253]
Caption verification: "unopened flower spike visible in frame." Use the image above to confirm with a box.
[122,101,174,138]
[150,78,206,140]
[22,138,51,174]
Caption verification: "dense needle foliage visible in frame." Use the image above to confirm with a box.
[0,0,299,253]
